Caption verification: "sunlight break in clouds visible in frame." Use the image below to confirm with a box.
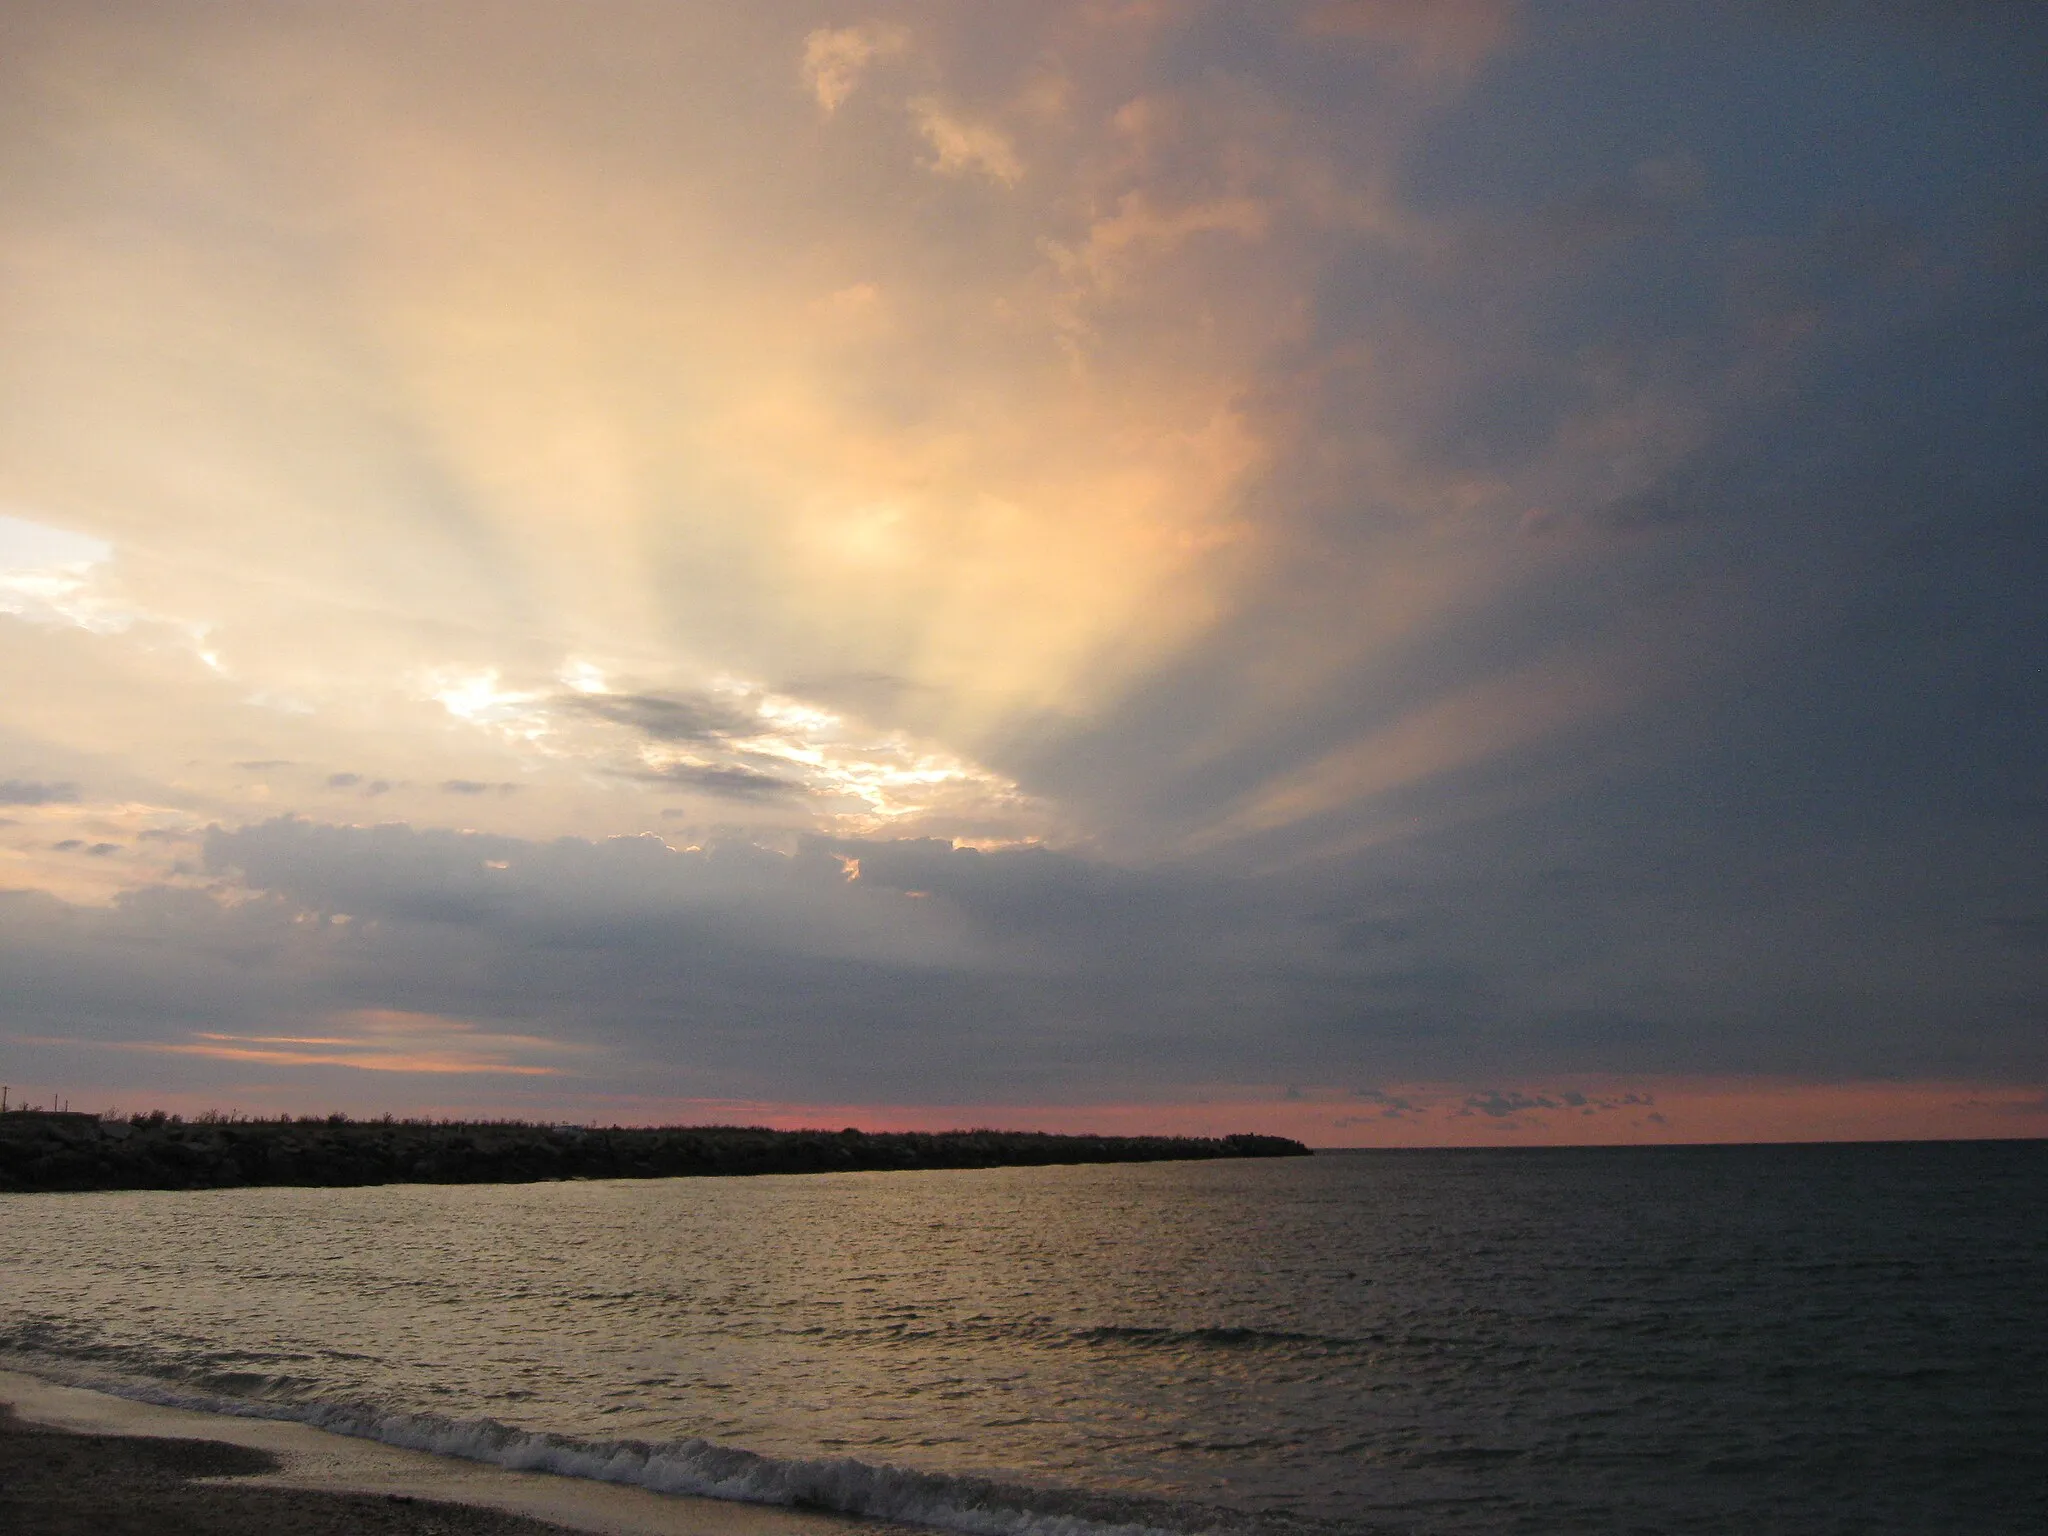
[0,509,218,665]
[0,2,2042,1136]
[0,511,117,632]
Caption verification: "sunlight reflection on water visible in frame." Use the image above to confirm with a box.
[4,1144,2045,1534]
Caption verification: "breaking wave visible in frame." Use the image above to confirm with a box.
[2,1346,1288,1536]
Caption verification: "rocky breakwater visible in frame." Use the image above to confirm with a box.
[0,1110,1309,1193]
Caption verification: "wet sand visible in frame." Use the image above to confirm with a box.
[0,1370,896,1536]
[0,1402,577,1535]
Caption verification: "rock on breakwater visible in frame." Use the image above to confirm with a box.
[0,1111,1308,1193]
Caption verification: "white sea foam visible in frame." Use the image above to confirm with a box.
[3,1353,1213,1536]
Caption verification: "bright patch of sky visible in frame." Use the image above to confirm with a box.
[0,510,121,632]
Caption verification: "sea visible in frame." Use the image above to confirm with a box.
[2,1141,2043,1536]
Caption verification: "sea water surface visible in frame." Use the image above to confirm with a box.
[3,1142,2044,1535]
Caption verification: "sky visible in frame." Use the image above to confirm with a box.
[1,0,2044,1145]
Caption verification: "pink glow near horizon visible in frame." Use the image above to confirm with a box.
[30,1078,2047,1147]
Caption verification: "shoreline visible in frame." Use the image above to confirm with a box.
[0,1369,903,1536]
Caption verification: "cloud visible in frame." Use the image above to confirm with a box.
[0,794,2040,1114]
[440,779,518,795]
[1297,0,1517,79]
[0,3,2042,1122]
[326,772,392,796]
[802,22,907,115]
[632,762,802,800]
[0,779,77,805]
[1461,1087,1656,1120]
[199,819,969,964]
[1046,190,1270,295]
[131,1010,572,1077]
[565,690,752,742]
[909,97,1024,183]
[1464,1089,1560,1118]
[1351,1087,1417,1113]
[543,678,1039,831]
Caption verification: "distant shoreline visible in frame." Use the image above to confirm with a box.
[0,1110,1309,1194]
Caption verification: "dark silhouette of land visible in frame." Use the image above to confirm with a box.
[0,1109,1308,1194]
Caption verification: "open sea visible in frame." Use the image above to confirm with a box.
[2,1142,2044,1535]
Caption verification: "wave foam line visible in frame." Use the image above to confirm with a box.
[5,1356,1224,1536]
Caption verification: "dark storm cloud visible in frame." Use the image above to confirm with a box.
[3,796,2040,1105]
[1001,1,2048,905]
[823,837,1155,933]
[1989,918,2048,949]
[5,821,1268,1102]
[0,779,78,805]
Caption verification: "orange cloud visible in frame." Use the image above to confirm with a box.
[145,1042,559,1076]
[108,1010,577,1077]
[1297,0,1517,79]
[909,97,1024,184]
[801,22,909,115]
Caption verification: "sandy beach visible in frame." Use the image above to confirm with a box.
[0,1370,893,1536]
[0,1402,576,1535]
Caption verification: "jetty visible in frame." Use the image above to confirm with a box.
[0,1110,1308,1193]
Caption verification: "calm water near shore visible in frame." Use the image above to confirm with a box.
[3,1142,2044,1535]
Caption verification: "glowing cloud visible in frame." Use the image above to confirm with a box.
[141,1011,576,1077]
[802,21,907,114]
[908,97,1025,184]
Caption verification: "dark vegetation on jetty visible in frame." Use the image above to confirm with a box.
[0,1108,1309,1194]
